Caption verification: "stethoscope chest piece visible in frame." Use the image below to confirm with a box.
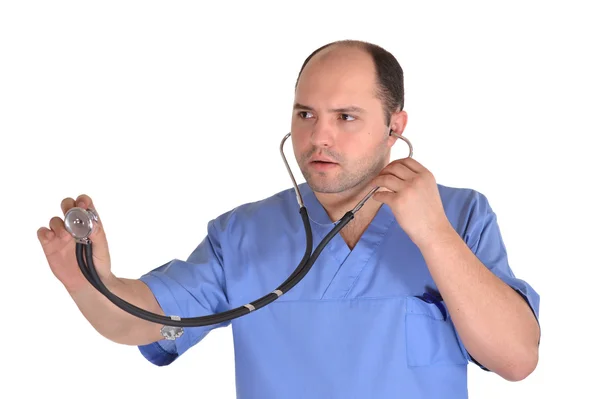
[64,207,99,244]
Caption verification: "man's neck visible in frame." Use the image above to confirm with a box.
[314,184,378,222]
[314,184,383,249]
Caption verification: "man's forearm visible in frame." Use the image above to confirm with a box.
[68,275,167,346]
[415,224,540,381]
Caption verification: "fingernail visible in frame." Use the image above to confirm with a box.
[77,201,85,208]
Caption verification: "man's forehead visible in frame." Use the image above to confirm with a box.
[309,44,370,65]
[294,75,378,109]
[296,46,377,100]
[300,46,374,80]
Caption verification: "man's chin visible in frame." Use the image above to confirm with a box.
[306,177,361,195]
[305,178,343,194]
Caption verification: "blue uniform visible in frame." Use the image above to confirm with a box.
[137,182,540,398]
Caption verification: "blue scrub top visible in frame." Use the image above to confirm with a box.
[137,183,540,398]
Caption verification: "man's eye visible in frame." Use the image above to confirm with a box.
[299,111,314,119]
[340,114,356,121]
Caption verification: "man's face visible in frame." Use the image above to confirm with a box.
[291,47,398,194]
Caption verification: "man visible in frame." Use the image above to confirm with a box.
[39,40,540,398]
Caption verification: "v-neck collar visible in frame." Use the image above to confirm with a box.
[298,183,398,299]
[299,182,396,235]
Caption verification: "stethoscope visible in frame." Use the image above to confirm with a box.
[64,131,413,341]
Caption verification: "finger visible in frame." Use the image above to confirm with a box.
[75,194,107,246]
[75,194,95,210]
[49,216,70,239]
[61,197,76,216]
[37,226,55,244]
[75,194,102,223]
[397,157,427,173]
[381,161,417,180]
[371,190,395,204]
[372,174,405,192]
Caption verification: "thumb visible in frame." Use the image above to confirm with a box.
[372,191,394,204]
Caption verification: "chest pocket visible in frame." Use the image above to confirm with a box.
[405,295,468,367]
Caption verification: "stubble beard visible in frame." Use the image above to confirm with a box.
[300,142,389,194]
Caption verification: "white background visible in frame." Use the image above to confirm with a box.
[1,1,599,398]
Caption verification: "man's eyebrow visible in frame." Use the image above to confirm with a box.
[293,102,314,111]
[293,103,366,113]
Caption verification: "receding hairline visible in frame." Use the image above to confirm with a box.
[294,39,405,124]
[295,40,375,88]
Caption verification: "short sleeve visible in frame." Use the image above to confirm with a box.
[137,219,231,366]
[456,191,541,370]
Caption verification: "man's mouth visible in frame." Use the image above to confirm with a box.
[309,159,338,170]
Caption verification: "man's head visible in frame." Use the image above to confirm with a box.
[291,40,408,195]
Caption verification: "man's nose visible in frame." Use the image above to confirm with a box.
[310,119,335,147]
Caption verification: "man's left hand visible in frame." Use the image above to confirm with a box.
[370,158,453,246]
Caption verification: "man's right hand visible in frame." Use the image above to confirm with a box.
[37,194,114,294]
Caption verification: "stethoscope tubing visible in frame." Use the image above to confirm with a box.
[75,207,355,327]
[70,131,411,330]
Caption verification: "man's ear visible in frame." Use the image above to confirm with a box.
[390,110,408,136]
